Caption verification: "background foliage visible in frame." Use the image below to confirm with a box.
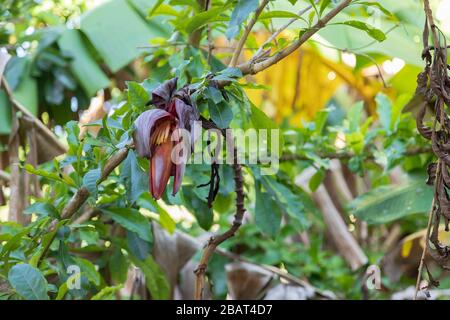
[0,0,449,300]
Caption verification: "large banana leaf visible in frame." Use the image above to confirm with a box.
[80,0,168,72]
[58,29,110,97]
[348,179,433,225]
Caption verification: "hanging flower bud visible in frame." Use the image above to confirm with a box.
[133,78,199,199]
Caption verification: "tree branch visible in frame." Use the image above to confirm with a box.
[229,0,270,67]
[238,0,352,75]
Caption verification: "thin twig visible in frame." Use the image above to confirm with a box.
[238,0,352,75]
[423,0,440,50]
[252,0,318,59]
[229,0,270,67]
[414,192,437,300]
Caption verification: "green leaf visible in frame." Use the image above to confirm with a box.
[4,56,28,90]
[320,0,331,15]
[347,101,364,133]
[91,285,123,300]
[80,0,167,72]
[355,1,392,16]
[261,176,308,229]
[6,59,38,116]
[339,20,386,42]
[55,281,70,300]
[212,67,243,82]
[127,230,152,261]
[255,183,282,236]
[127,81,150,110]
[121,151,149,204]
[102,208,152,242]
[204,86,224,104]
[76,257,101,286]
[309,169,325,192]
[83,168,101,194]
[314,109,329,134]
[0,90,12,134]
[182,187,213,230]
[138,192,176,233]
[0,228,30,258]
[375,93,392,132]
[259,11,300,20]
[148,0,164,16]
[227,0,259,39]
[57,29,110,97]
[250,104,284,154]
[348,180,433,225]
[23,202,59,218]
[185,6,227,34]
[129,255,170,300]
[8,264,49,300]
[208,100,233,129]
[24,164,76,188]
[109,247,129,283]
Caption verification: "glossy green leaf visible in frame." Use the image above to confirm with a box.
[255,183,282,236]
[208,100,233,129]
[250,104,284,154]
[8,264,49,300]
[127,230,152,261]
[309,169,325,192]
[76,257,101,286]
[129,255,170,300]
[185,6,227,34]
[82,168,101,194]
[102,207,152,242]
[121,151,149,204]
[127,81,150,110]
[261,176,308,229]
[23,202,59,218]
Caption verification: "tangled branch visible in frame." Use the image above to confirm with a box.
[414,0,450,299]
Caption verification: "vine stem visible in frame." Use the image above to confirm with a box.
[194,123,246,299]
[423,0,440,50]
[414,196,436,300]
[414,0,442,301]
